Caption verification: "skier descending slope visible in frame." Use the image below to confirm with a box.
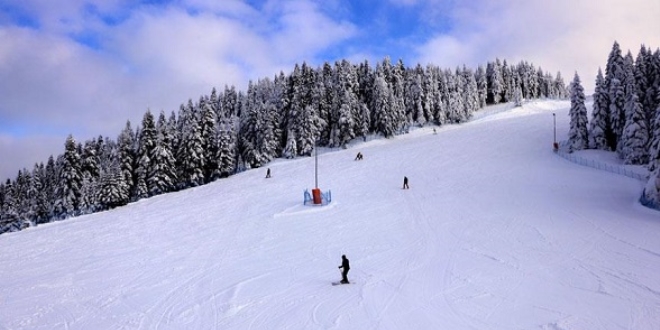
[334,254,350,285]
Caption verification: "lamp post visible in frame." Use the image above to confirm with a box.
[312,140,322,204]
[552,113,558,151]
[314,140,318,189]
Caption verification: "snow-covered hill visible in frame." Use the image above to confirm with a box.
[1,100,659,330]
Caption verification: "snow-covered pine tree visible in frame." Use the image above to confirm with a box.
[605,41,626,151]
[317,62,335,146]
[200,97,218,182]
[619,54,650,164]
[0,182,9,233]
[634,46,650,123]
[97,155,129,210]
[43,155,58,220]
[648,92,660,172]
[446,69,465,123]
[643,98,660,208]
[568,73,589,152]
[617,52,649,165]
[177,100,205,188]
[462,66,479,119]
[134,110,157,199]
[433,67,449,125]
[334,99,355,148]
[553,72,567,98]
[486,60,503,104]
[0,180,20,233]
[609,77,625,152]
[620,95,650,164]
[55,135,82,218]
[588,69,612,150]
[392,59,407,133]
[420,64,436,125]
[642,167,660,209]
[371,68,396,137]
[355,103,370,141]
[148,111,177,195]
[351,60,372,141]
[215,116,238,178]
[240,81,280,164]
[527,63,540,99]
[331,60,359,147]
[13,169,30,226]
[501,60,514,102]
[117,121,136,201]
[405,65,426,127]
[644,50,660,124]
[221,85,239,118]
[309,67,329,145]
[79,139,101,214]
[30,162,49,224]
[475,65,488,108]
[513,84,523,107]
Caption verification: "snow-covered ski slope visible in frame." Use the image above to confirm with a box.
[2,100,659,330]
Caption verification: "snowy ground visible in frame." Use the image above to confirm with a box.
[1,100,660,330]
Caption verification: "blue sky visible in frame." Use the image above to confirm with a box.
[1,0,659,181]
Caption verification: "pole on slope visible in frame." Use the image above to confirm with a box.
[312,139,322,204]
[552,113,558,152]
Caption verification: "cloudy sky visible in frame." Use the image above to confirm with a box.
[1,0,659,181]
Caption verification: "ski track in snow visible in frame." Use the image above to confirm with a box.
[2,100,660,329]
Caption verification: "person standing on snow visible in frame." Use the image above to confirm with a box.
[403,176,409,189]
[338,255,350,283]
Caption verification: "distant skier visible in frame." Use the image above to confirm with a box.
[403,176,409,189]
[354,152,363,161]
[265,168,271,178]
[338,255,350,284]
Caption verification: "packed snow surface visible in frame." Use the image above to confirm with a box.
[2,100,659,330]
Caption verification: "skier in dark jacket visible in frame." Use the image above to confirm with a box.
[338,255,350,283]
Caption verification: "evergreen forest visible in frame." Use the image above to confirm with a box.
[565,42,660,208]
[0,57,567,234]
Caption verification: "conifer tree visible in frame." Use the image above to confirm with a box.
[200,98,218,181]
[148,111,177,195]
[406,65,426,127]
[643,97,660,209]
[177,100,205,187]
[135,110,156,198]
[648,94,660,172]
[56,135,82,218]
[371,69,396,137]
[620,96,649,164]
[97,159,129,210]
[513,85,523,107]
[475,65,488,108]
[117,121,136,201]
[605,41,626,150]
[588,69,611,150]
[216,117,238,178]
[568,73,589,152]
[30,163,49,224]
[0,180,19,232]
[462,66,479,118]
[486,60,503,104]
[619,55,650,164]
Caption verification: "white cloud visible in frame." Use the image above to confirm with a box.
[413,0,660,91]
[0,0,358,180]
